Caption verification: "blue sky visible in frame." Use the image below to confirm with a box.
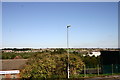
[0,2,2,49]
[2,2,118,48]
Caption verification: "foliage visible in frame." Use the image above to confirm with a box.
[71,51,100,68]
[2,50,100,69]
[2,48,31,51]
[2,52,38,59]
[71,73,120,78]
[51,48,67,54]
[20,53,84,79]
[82,55,100,68]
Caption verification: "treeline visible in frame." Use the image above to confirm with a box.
[2,52,39,59]
[2,48,100,68]
[2,48,31,51]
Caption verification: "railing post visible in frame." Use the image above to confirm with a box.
[84,65,86,77]
[112,64,113,75]
[97,64,99,76]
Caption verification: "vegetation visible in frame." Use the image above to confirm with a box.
[82,55,100,68]
[2,48,101,79]
[2,48,119,79]
[2,48,31,51]
[20,53,84,79]
[2,48,100,68]
[70,51,100,68]
[51,48,67,54]
[2,52,39,59]
[71,73,120,78]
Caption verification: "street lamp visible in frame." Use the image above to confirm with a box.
[67,25,71,79]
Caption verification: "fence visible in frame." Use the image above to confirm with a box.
[102,64,120,74]
[79,64,120,77]
[80,65,101,77]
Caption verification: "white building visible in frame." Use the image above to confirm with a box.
[89,52,101,57]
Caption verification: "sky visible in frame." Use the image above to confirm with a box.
[0,2,2,49]
[2,2,118,48]
[1,0,120,2]
[118,1,120,49]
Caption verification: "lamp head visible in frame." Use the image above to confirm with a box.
[67,25,71,28]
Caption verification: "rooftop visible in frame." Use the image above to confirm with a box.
[0,59,28,70]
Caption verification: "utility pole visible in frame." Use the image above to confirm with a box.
[67,25,71,79]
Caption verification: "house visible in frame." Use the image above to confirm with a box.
[0,59,28,79]
[89,52,101,57]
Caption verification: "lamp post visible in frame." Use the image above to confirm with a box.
[67,25,71,79]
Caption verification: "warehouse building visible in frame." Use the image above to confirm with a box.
[100,51,120,74]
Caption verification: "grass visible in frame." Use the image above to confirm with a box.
[70,73,120,78]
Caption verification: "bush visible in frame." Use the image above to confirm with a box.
[20,53,84,79]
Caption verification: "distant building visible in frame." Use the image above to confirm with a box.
[89,52,101,57]
[0,59,28,79]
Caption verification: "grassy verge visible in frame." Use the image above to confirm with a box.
[70,73,120,78]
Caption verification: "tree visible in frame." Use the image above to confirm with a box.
[51,48,67,54]
[20,53,84,79]
[14,56,22,59]
[82,55,100,68]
